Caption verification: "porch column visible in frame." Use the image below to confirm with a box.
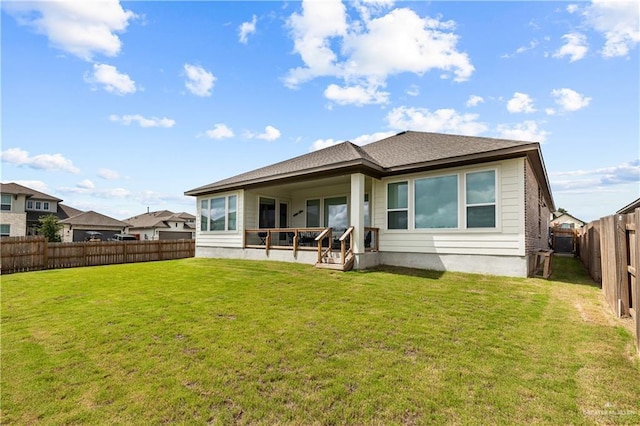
[350,173,365,255]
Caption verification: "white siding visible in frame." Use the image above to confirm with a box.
[195,190,244,248]
[373,158,526,256]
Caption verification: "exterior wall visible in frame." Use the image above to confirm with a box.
[26,199,58,215]
[379,252,527,277]
[372,158,526,258]
[131,222,195,241]
[196,246,318,265]
[0,212,28,236]
[550,215,584,229]
[524,159,551,255]
[196,190,244,248]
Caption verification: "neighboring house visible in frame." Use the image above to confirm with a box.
[0,182,83,237]
[185,131,555,277]
[550,212,586,229]
[124,210,196,240]
[616,197,640,215]
[59,211,130,242]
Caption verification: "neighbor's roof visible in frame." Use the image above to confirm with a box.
[551,212,586,225]
[185,130,554,210]
[26,203,84,223]
[0,182,62,202]
[59,211,129,228]
[616,197,640,215]
[124,210,196,229]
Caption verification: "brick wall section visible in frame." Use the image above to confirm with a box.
[524,159,551,255]
[0,212,27,236]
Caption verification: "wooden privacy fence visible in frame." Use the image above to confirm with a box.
[1,237,195,275]
[578,208,639,353]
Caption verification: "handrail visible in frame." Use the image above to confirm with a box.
[339,227,354,265]
[316,228,332,263]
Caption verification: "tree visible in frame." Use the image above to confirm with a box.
[38,214,62,242]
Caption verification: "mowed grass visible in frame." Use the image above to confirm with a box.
[2,257,639,424]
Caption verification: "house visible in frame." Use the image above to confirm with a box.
[550,212,586,229]
[0,182,83,237]
[185,131,555,277]
[616,197,640,215]
[59,211,130,242]
[124,210,196,240]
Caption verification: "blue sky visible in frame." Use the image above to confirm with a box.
[2,0,638,222]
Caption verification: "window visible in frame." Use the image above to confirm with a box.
[387,182,408,229]
[364,194,370,227]
[1,194,11,211]
[0,224,9,237]
[415,175,458,229]
[27,200,33,209]
[35,201,41,210]
[201,195,237,232]
[466,170,496,228]
[279,203,288,228]
[306,199,320,227]
[324,196,347,230]
[200,200,209,231]
[43,202,49,211]
[259,197,276,228]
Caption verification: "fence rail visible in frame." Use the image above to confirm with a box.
[1,237,195,274]
[578,208,639,353]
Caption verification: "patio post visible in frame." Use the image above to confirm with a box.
[350,173,365,259]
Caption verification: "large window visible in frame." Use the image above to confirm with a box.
[466,170,496,228]
[306,199,320,227]
[259,197,276,228]
[201,195,237,232]
[415,175,458,228]
[0,224,9,237]
[1,194,11,211]
[324,196,347,230]
[387,182,408,229]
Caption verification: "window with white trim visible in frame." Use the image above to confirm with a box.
[35,201,41,210]
[0,224,10,237]
[43,202,50,211]
[27,200,34,210]
[387,181,408,229]
[415,175,458,229]
[201,195,237,231]
[1,194,11,211]
[465,170,496,228]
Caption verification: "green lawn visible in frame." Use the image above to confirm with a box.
[2,257,639,424]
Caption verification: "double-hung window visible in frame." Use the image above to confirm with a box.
[0,224,10,237]
[387,181,408,229]
[415,175,458,229]
[465,170,496,228]
[201,195,237,231]
[1,194,11,211]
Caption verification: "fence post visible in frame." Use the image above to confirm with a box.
[616,214,630,317]
[43,238,49,270]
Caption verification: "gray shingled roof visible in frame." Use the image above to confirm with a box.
[26,203,84,223]
[125,210,196,229]
[59,211,129,228]
[185,131,545,198]
[0,182,62,202]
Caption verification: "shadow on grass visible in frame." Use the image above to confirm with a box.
[353,265,446,280]
[549,255,601,288]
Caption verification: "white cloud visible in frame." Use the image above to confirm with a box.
[386,107,488,136]
[184,64,216,97]
[496,120,549,143]
[324,82,389,106]
[567,4,579,14]
[507,92,536,114]
[3,0,137,61]
[77,179,95,190]
[0,147,80,173]
[255,125,282,141]
[85,63,136,95]
[502,40,539,58]
[309,130,395,151]
[239,15,257,44]
[466,95,484,107]
[97,168,121,180]
[285,1,473,105]
[310,138,342,151]
[551,88,591,112]
[406,85,420,97]
[109,114,175,128]
[584,0,640,58]
[553,33,588,62]
[551,159,640,191]
[205,124,234,139]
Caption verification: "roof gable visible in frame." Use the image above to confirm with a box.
[59,211,129,228]
[0,182,62,202]
[125,210,196,229]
